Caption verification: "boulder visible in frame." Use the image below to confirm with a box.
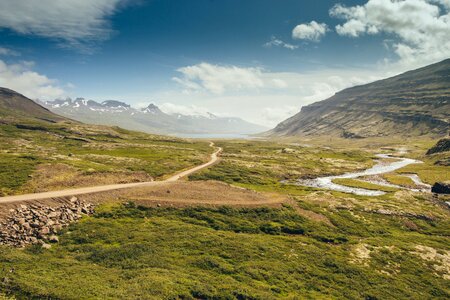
[431,182,450,194]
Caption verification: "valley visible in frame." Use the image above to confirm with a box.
[0,65,449,299]
[1,1,449,299]
[0,133,449,299]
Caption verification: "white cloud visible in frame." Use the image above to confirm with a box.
[173,62,294,95]
[261,106,299,124]
[158,102,214,118]
[330,0,450,66]
[155,64,396,126]
[0,0,125,52]
[173,63,265,94]
[271,78,288,88]
[292,21,328,42]
[430,0,450,9]
[264,36,298,50]
[0,59,66,99]
[0,47,20,56]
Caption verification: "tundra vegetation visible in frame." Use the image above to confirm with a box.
[0,133,449,299]
[0,122,211,196]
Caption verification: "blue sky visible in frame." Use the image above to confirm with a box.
[0,0,449,126]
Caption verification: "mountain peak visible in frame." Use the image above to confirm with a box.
[101,100,130,108]
[142,103,162,114]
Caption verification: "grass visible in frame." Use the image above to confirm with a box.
[383,174,416,187]
[332,178,399,193]
[189,140,375,190]
[0,203,449,299]
[1,118,449,299]
[396,163,450,184]
[0,154,40,196]
[0,121,211,194]
[389,150,450,185]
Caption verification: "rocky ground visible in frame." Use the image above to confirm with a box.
[0,197,94,248]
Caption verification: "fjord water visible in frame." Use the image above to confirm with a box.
[296,154,423,196]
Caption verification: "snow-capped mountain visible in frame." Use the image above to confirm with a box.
[37,98,267,136]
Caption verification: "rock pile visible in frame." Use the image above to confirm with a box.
[0,197,94,248]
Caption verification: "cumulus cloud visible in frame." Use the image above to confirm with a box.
[160,64,393,126]
[264,36,298,50]
[0,59,66,99]
[0,0,126,52]
[330,0,450,66]
[173,63,267,94]
[173,63,291,95]
[292,21,328,41]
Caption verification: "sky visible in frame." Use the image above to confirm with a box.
[0,0,449,127]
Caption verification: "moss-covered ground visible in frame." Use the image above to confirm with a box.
[0,122,210,196]
[1,132,449,299]
[0,203,449,299]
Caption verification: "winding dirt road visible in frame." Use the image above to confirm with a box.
[0,142,222,204]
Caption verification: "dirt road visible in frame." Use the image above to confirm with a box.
[0,142,222,204]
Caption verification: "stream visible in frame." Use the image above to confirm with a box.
[294,154,429,196]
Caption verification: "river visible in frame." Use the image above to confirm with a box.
[294,154,428,196]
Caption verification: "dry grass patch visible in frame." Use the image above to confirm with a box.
[414,245,450,280]
[115,180,287,208]
[21,163,153,193]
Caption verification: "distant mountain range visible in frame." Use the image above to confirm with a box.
[37,98,267,136]
[268,59,450,138]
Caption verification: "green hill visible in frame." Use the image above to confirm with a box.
[269,59,450,138]
[0,88,68,123]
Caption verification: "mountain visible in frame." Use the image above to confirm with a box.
[0,88,67,123]
[38,98,267,135]
[269,59,450,138]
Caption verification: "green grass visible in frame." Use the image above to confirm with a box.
[0,154,40,196]
[0,203,448,299]
[0,121,211,194]
[390,150,450,185]
[332,178,399,193]
[1,121,449,299]
[189,140,375,189]
[396,163,450,184]
[189,161,279,186]
[383,174,416,187]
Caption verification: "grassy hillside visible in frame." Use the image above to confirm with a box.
[0,88,448,299]
[270,59,450,138]
[0,202,448,299]
[0,88,66,123]
[0,136,449,299]
[0,121,210,196]
[0,88,211,196]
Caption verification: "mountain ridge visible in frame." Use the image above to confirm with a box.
[0,88,68,123]
[269,59,450,138]
[38,97,267,135]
